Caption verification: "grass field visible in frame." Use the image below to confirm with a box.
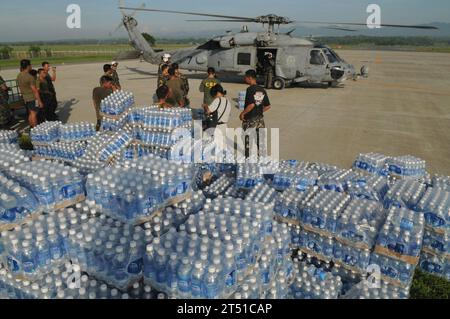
[0,43,192,69]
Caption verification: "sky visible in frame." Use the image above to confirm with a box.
[0,0,449,42]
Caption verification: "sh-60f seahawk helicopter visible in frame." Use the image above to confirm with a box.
[118,3,437,89]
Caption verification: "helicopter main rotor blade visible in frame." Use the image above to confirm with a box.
[295,21,438,30]
[119,7,256,21]
[324,26,357,32]
[130,3,146,18]
[186,19,255,22]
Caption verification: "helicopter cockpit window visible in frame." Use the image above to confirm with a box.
[310,50,325,65]
[238,53,252,65]
[323,49,338,63]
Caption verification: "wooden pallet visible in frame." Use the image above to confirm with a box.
[374,245,419,265]
[0,210,43,232]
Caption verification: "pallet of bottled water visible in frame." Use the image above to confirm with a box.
[353,153,390,176]
[0,130,18,145]
[142,198,275,299]
[59,122,96,142]
[0,173,40,230]
[414,187,450,279]
[0,148,30,173]
[341,279,410,299]
[290,260,343,299]
[33,141,87,162]
[129,106,193,131]
[299,189,352,236]
[231,222,294,299]
[274,186,318,223]
[0,262,160,299]
[203,175,235,199]
[432,174,450,192]
[6,160,86,211]
[0,211,76,282]
[100,91,134,117]
[317,168,363,193]
[30,121,61,145]
[86,156,194,225]
[65,210,151,290]
[236,161,266,190]
[272,160,314,191]
[370,206,424,287]
[346,175,389,202]
[383,179,427,210]
[245,183,278,205]
[71,132,121,174]
[387,155,427,179]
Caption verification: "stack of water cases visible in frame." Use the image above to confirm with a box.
[30,122,95,163]
[85,156,194,224]
[383,179,427,210]
[129,106,193,160]
[415,187,450,280]
[386,155,427,179]
[100,91,134,132]
[142,197,275,299]
[0,148,30,174]
[0,211,82,285]
[272,161,314,191]
[317,169,363,193]
[371,206,424,288]
[353,153,390,176]
[341,280,410,299]
[0,173,39,229]
[236,158,278,190]
[66,209,151,290]
[0,130,18,145]
[6,160,85,210]
[71,132,127,174]
[346,175,389,202]
[290,259,343,299]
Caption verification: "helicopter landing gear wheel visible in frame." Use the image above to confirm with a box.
[273,77,285,90]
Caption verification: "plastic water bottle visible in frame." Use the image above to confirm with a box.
[0,130,19,144]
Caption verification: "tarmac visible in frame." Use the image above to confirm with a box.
[2,49,450,175]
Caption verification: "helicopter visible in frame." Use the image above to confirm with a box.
[117,3,437,90]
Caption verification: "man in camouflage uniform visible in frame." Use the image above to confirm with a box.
[172,63,190,106]
[157,64,170,88]
[110,61,122,90]
[240,70,272,157]
[0,74,13,127]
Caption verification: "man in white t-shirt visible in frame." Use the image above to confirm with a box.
[206,84,232,161]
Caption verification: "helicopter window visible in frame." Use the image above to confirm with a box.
[310,50,325,65]
[323,49,339,63]
[237,53,252,66]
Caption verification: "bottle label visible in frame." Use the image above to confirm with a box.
[178,277,190,292]
[191,279,202,297]
[205,283,219,299]
[62,185,77,199]
[225,270,236,287]
[127,258,143,274]
[22,261,35,273]
[7,256,20,272]
[38,250,51,266]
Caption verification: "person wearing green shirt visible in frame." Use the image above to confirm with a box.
[199,67,221,111]
[17,59,43,128]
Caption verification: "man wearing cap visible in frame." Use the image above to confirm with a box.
[258,52,275,89]
[158,53,171,76]
[111,61,121,91]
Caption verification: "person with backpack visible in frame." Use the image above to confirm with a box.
[204,84,231,135]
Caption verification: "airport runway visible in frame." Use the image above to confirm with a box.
[2,50,450,175]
